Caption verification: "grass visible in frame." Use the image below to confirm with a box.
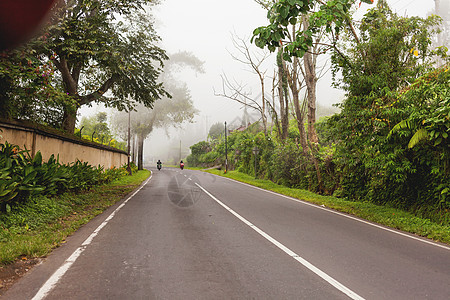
[0,169,151,266]
[205,169,450,245]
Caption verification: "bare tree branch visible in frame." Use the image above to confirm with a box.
[218,32,273,133]
[214,74,262,112]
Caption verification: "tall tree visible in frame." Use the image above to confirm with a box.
[255,1,290,140]
[37,0,169,133]
[253,0,336,191]
[111,51,203,169]
[332,1,443,98]
[113,83,198,169]
[275,48,290,140]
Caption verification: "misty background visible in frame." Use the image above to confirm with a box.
[78,0,445,164]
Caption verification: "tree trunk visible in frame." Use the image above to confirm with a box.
[288,56,309,156]
[301,17,319,145]
[300,16,323,193]
[132,133,136,164]
[270,74,282,138]
[291,86,309,156]
[282,67,290,140]
[304,51,319,144]
[56,56,79,133]
[277,49,289,140]
[54,55,118,134]
[304,53,323,192]
[137,132,144,170]
[259,76,267,134]
[62,106,78,133]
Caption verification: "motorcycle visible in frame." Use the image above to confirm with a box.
[157,160,162,170]
[180,162,184,170]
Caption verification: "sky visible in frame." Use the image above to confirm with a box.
[153,0,271,126]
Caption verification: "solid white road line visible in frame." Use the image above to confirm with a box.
[195,183,365,300]
[31,174,152,300]
[219,176,450,251]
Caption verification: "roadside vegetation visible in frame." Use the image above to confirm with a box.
[188,2,449,243]
[0,142,150,265]
[76,112,127,151]
[189,65,450,243]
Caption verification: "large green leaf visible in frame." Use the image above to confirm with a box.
[388,119,413,139]
[32,151,42,165]
[408,128,429,148]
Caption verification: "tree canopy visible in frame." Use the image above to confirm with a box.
[110,50,203,169]
[252,0,374,60]
[0,0,169,133]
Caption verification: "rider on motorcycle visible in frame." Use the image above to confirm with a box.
[180,160,184,170]
[157,159,162,170]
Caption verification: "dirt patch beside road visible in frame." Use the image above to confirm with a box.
[0,258,43,296]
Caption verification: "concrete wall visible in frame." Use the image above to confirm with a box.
[0,119,128,168]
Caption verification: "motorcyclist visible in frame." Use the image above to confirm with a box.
[157,159,162,170]
[180,160,184,170]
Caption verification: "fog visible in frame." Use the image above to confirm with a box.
[79,0,440,164]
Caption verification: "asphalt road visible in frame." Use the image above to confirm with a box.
[4,168,450,299]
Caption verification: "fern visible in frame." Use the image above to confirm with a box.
[408,128,429,148]
[388,119,413,139]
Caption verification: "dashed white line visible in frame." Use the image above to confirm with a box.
[195,182,365,300]
[31,174,152,300]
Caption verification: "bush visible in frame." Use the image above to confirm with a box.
[327,66,450,223]
[0,142,131,212]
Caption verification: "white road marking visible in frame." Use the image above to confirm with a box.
[219,176,450,251]
[31,174,152,300]
[195,183,365,300]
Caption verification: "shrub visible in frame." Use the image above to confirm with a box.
[0,142,131,212]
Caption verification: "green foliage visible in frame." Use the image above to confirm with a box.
[186,141,219,167]
[76,111,127,149]
[208,122,225,140]
[252,0,371,59]
[189,65,449,225]
[0,46,69,126]
[79,112,111,138]
[269,139,310,187]
[387,67,450,211]
[1,0,169,132]
[326,65,449,222]
[70,111,126,150]
[0,169,150,265]
[309,4,449,223]
[389,68,450,149]
[0,142,132,211]
[331,4,443,98]
[187,1,450,231]
[198,3,450,226]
